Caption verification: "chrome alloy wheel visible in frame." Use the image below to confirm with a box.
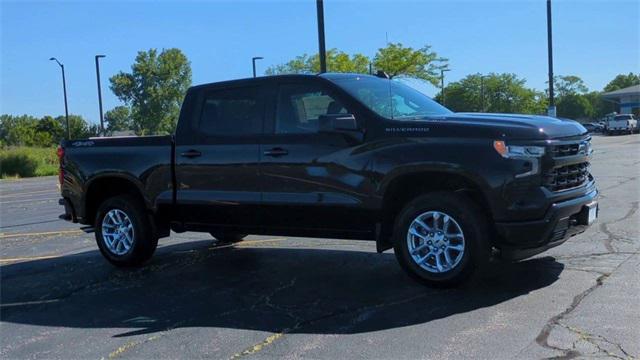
[406,211,465,273]
[101,209,134,256]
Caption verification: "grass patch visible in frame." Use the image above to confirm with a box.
[0,147,58,178]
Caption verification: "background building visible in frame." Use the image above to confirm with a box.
[601,84,640,116]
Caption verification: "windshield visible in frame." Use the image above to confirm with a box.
[327,75,452,120]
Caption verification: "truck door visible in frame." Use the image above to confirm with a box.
[259,78,375,236]
[175,84,265,231]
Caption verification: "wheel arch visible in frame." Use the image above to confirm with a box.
[83,173,150,226]
[376,169,495,253]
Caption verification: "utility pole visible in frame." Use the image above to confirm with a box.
[316,0,327,73]
[480,75,485,112]
[95,55,106,136]
[546,0,556,117]
[440,68,450,106]
[50,57,70,139]
[252,56,263,78]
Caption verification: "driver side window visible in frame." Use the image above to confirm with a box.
[276,83,347,134]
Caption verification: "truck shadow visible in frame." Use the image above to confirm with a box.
[1,239,564,337]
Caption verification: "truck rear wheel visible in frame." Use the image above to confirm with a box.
[95,195,158,267]
[393,192,490,287]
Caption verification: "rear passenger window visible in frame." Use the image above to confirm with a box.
[276,84,347,134]
[199,87,263,136]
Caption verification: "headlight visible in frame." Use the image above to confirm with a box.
[493,141,545,158]
[493,140,545,178]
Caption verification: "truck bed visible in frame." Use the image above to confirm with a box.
[60,135,174,225]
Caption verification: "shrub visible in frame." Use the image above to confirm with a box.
[0,147,58,178]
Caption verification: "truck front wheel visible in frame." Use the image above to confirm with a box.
[393,192,490,287]
[94,195,158,267]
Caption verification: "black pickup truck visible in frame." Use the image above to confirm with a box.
[59,73,598,286]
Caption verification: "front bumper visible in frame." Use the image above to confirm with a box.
[495,187,598,260]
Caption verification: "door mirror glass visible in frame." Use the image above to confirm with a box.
[319,114,359,132]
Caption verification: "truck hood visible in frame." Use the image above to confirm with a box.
[435,112,588,140]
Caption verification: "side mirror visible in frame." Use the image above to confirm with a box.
[318,114,359,132]
[318,114,363,142]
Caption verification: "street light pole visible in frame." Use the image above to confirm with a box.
[95,55,106,136]
[440,68,450,106]
[252,56,263,78]
[50,57,70,140]
[316,0,327,73]
[480,75,485,112]
[546,0,556,117]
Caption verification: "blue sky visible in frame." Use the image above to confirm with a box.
[1,0,639,124]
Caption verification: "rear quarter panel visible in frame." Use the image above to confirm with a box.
[61,136,173,223]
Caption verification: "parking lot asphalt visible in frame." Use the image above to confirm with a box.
[1,134,639,359]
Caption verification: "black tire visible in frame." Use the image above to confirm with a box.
[95,195,158,267]
[392,192,490,287]
[210,232,247,244]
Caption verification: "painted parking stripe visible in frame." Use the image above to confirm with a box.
[0,229,83,239]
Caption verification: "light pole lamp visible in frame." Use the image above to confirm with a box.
[252,56,263,78]
[95,55,106,136]
[50,57,70,140]
[440,68,451,106]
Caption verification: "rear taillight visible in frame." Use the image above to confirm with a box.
[57,146,65,186]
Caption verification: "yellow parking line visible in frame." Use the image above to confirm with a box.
[0,197,59,205]
[0,189,58,198]
[0,238,287,264]
[0,254,62,264]
[237,238,287,246]
[0,229,83,239]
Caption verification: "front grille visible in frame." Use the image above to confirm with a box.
[543,162,590,191]
[550,143,581,157]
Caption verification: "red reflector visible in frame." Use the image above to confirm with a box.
[57,146,65,186]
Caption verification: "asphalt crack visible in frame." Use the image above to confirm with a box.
[229,291,438,359]
[558,323,631,359]
[534,252,637,359]
[535,272,609,359]
[600,201,639,253]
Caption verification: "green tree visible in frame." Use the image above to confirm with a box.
[583,91,615,119]
[554,75,588,98]
[0,115,39,146]
[551,75,596,120]
[373,43,445,85]
[437,73,546,114]
[556,94,594,120]
[36,116,65,145]
[104,106,132,134]
[266,49,369,75]
[603,72,640,92]
[54,115,99,140]
[110,48,192,135]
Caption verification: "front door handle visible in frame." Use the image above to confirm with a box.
[180,149,202,158]
[263,148,289,157]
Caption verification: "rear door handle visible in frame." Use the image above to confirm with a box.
[180,149,202,158]
[263,148,289,157]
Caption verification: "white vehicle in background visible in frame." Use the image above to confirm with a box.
[605,114,638,135]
